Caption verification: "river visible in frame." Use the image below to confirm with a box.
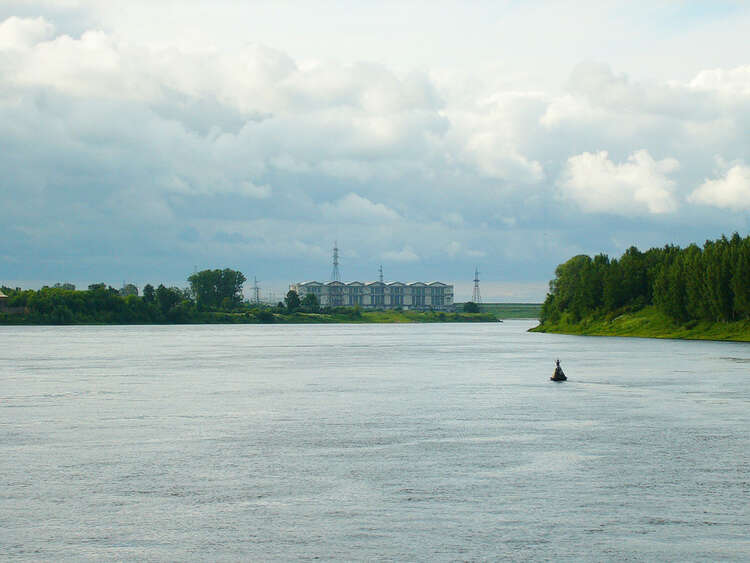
[1,321,749,561]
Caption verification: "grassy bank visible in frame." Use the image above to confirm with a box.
[530,306,750,341]
[0,309,498,325]
[277,310,497,323]
[472,303,541,319]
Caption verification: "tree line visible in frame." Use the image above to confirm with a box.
[540,233,750,325]
[1,268,253,324]
[0,268,352,324]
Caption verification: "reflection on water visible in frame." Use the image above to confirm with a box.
[1,321,749,561]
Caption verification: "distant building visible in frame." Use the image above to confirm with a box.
[290,281,454,311]
[0,290,8,310]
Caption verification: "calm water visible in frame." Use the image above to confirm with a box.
[1,321,749,561]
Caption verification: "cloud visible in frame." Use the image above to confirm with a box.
[442,212,464,226]
[3,9,750,290]
[688,164,750,210]
[382,246,419,262]
[558,150,679,215]
[445,241,461,257]
[0,15,53,49]
[689,65,750,96]
[320,193,400,223]
[464,131,544,182]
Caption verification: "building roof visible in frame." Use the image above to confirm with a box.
[294,280,452,287]
[0,290,7,299]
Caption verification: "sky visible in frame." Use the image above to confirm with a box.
[1,0,750,301]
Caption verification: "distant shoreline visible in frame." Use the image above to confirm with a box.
[0,310,502,326]
[530,306,750,342]
[0,295,541,326]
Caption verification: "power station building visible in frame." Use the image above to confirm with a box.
[290,281,454,311]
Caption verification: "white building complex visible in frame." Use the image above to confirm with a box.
[290,281,454,311]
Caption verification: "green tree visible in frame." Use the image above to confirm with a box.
[142,284,155,303]
[654,259,687,322]
[257,309,275,323]
[463,301,480,313]
[285,290,301,313]
[156,284,182,315]
[301,292,320,313]
[732,239,750,319]
[188,268,246,310]
[120,283,139,297]
[682,244,710,321]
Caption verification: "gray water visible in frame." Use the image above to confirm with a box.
[1,321,749,561]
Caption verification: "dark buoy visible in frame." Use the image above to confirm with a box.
[551,358,567,382]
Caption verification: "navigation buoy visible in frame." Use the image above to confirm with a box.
[551,358,567,382]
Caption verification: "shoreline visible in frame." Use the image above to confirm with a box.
[530,306,750,342]
[0,310,500,326]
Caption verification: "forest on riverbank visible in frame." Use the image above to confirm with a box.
[532,233,750,341]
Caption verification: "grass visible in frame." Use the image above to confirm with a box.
[275,310,498,324]
[0,309,498,325]
[455,303,542,319]
[530,306,750,342]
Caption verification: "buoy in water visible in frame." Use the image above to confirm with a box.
[551,358,567,381]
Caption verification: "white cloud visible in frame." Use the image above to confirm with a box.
[445,241,461,257]
[237,181,272,199]
[382,246,419,262]
[442,213,463,226]
[689,65,750,96]
[0,16,53,50]
[540,94,606,128]
[688,164,750,210]
[320,193,400,223]
[464,131,544,182]
[558,150,679,215]
[4,9,750,286]
[446,92,546,184]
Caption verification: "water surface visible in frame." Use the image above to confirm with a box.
[1,322,749,561]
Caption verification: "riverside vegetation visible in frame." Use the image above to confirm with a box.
[0,268,496,325]
[532,233,750,341]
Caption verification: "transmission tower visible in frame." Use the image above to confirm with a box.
[252,277,261,305]
[331,241,341,282]
[378,264,384,283]
[472,266,482,303]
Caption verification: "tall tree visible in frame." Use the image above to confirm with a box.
[188,268,246,310]
[285,290,301,313]
[301,292,320,313]
[120,283,139,297]
[732,240,750,319]
[142,284,155,303]
[156,284,182,315]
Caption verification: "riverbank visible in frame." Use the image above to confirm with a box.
[271,310,498,324]
[530,306,750,342]
[0,309,498,325]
